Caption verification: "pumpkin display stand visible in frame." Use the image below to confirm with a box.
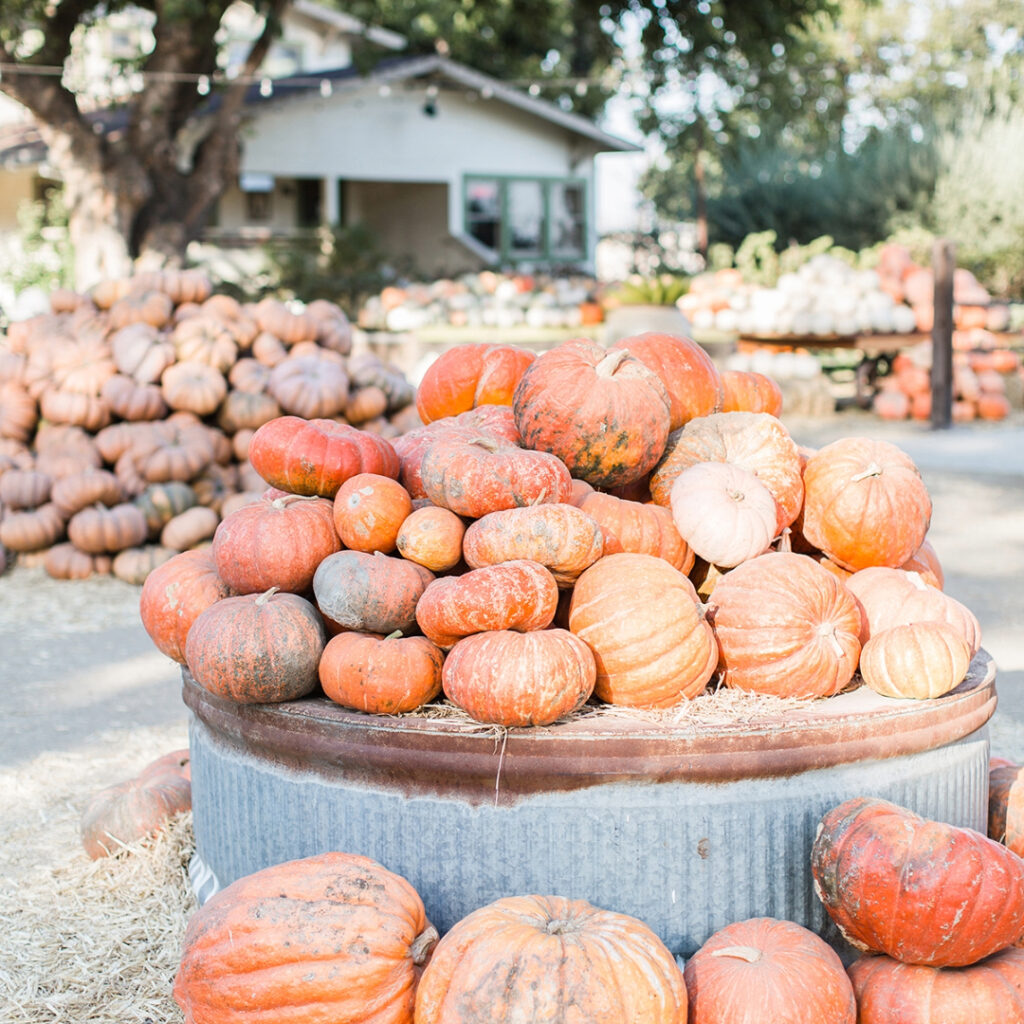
[184,650,995,958]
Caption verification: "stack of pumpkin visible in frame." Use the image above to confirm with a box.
[138,331,980,727]
[0,270,418,581]
[168,783,1024,1023]
[873,344,1022,422]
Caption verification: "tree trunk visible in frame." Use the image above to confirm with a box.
[694,120,708,259]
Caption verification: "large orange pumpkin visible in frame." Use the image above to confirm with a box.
[848,948,1024,1024]
[811,796,1024,967]
[708,551,861,698]
[720,369,784,417]
[513,338,671,488]
[612,331,724,430]
[801,437,932,571]
[684,917,856,1024]
[415,894,687,1024]
[415,343,535,423]
[174,852,437,1024]
[569,552,717,707]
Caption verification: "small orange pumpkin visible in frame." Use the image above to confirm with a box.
[333,473,413,554]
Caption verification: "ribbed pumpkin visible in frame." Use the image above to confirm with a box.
[161,505,220,551]
[313,550,433,635]
[395,505,465,571]
[0,501,64,552]
[134,480,198,535]
[801,437,932,571]
[650,411,803,534]
[111,543,177,585]
[720,369,784,417]
[80,749,191,859]
[569,552,717,707]
[415,894,687,1024]
[708,551,861,698]
[173,852,437,1024]
[844,567,982,654]
[612,331,724,430]
[442,628,596,727]
[574,490,694,571]
[0,468,52,509]
[68,502,149,553]
[333,473,413,554]
[989,761,1024,857]
[847,948,1024,1024]
[900,538,944,588]
[419,434,572,517]
[684,917,856,1024]
[811,796,1024,967]
[268,350,349,419]
[462,503,604,587]
[248,416,400,497]
[319,630,444,714]
[513,338,671,488]
[669,461,777,568]
[185,588,326,703]
[139,548,234,663]
[859,621,971,700]
[416,560,559,649]
[212,493,340,594]
[43,542,111,580]
[415,343,536,423]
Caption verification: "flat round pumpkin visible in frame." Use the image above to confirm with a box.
[858,621,971,700]
[415,343,535,423]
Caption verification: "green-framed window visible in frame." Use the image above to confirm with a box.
[464,175,587,263]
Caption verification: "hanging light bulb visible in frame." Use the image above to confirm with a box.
[197,75,211,96]
[259,77,273,97]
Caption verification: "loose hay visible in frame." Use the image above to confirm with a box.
[1,724,193,1024]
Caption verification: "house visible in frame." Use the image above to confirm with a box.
[0,0,641,279]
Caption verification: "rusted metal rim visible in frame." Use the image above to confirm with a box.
[182,651,996,800]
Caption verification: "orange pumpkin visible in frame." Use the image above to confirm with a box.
[569,552,717,707]
[415,894,687,1023]
[333,473,413,554]
[720,369,784,417]
[395,505,465,571]
[859,621,971,700]
[988,761,1024,857]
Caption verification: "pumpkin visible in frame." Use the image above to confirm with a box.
[0,502,65,552]
[844,567,982,654]
[684,917,856,1024]
[268,351,349,419]
[333,473,413,554]
[345,384,389,424]
[462,503,604,587]
[900,538,944,588]
[801,438,932,571]
[0,468,52,510]
[416,560,559,649]
[110,323,176,384]
[101,374,169,421]
[415,343,536,423]
[847,948,1024,1024]
[513,339,671,488]
[977,393,1012,421]
[313,549,433,635]
[612,331,724,430]
[185,588,326,703]
[80,749,191,859]
[212,493,339,594]
[650,411,803,534]
[989,762,1024,857]
[215,388,281,434]
[111,544,177,585]
[161,360,228,416]
[251,330,288,366]
[419,435,572,518]
[415,894,687,1024]
[171,314,239,372]
[227,357,272,394]
[308,300,354,355]
[669,461,777,568]
[34,425,101,478]
[720,369,785,417]
[859,621,971,700]
[134,481,198,535]
[135,422,216,484]
[319,630,444,714]
[139,548,233,662]
[39,387,111,432]
[68,502,149,554]
[811,796,1024,967]
[348,351,416,410]
[248,416,400,498]
[395,505,465,571]
[49,333,117,395]
[174,851,436,1024]
[160,505,220,551]
[573,490,694,572]
[0,381,38,442]
[569,551,717,707]
[43,542,111,580]
[254,296,320,345]
[109,289,174,330]
[708,551,862,698]
[442,628,595,726]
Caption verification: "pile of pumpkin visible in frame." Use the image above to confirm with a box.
[0,270,418,581]
[873,344,1022,423]
[138,332,980,727]
[166,783,1024,1023]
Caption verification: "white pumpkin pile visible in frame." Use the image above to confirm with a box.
[689,257,919,338]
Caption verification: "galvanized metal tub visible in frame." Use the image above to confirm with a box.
[185,652,996,957]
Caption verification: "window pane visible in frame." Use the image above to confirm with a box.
[507,180,544,256]
[550,182,585,257]
[467,179,500,251]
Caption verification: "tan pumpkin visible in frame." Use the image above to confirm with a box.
[49,334,117,395]
[44,542,112,580]
[0,381,38,442]
[160,505,220,551]
[51,469,122,518]
[395,505,465,571]
[0,502,66,552]
[344,384,389,424]
[0,468,52,510]
[111,544,177,585]
[171,315,239,373]
[68,503,149,554]
[39,388,112,432]
[101,374,169,421]
[110,323,176,384]
[109,289,175,330]
[251,330,288,367]
[859,621,971,700]
[227,357,272,394]
[268,351,349,419]
[160,361,228,416]
[215,389,282,434]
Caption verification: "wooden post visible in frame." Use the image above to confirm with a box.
[930,239,955,430]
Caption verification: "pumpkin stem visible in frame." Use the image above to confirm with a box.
[595,349,630,378]
[255,586,280,606]
[710,945,763,963]
[818,622,845,657]
[726,488,746,503]
[271,494,320,509]
[545,918,575,935]
[528,489,549,506]
[410,924,439,965]
[469,436,501,453]
[850,461,883,483]
[776,528,792,553]
[384,630,404,641]
[907,571,928,591]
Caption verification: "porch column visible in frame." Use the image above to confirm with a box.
[322,176,339,226]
